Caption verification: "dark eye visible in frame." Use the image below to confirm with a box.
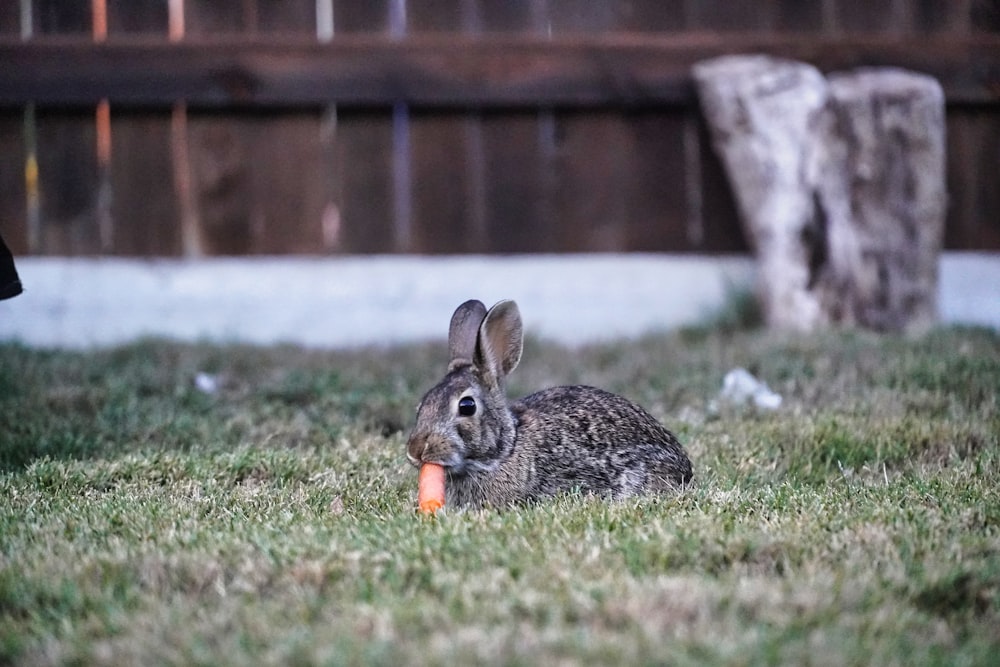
[458,396,477,417]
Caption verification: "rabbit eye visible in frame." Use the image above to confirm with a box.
[458,396,477,417]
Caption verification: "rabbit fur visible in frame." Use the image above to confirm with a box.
[406,299,693,508]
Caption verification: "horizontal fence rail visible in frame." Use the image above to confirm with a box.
[1,35,1000,109]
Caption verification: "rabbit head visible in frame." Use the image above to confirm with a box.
[406,299,523,476]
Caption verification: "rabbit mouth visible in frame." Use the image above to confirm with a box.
[407,450,465,471]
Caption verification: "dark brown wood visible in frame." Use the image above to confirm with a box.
[622,111,692,251]
[104,4,178,256]
[107,0,167,34]
[912,0,972,33]
[945,109,1000,249]
[182,111,331,256]
[832,0,908,33]
[0,113,27,254]
[332,0,393,33]
[775,1,825,32]
[109,112,181,255]
[333,110,395,254]
[687,0,775,32]
[2,34,999,108]
[255,0,316,34]
[696,113,746,253]
[616,1,687,32]
[971,0,1000,32]
[184,114,252,254]
[34,110,101,255]
[549,111,629,251]
[35,0,90,34]
[0,2,20,35]
[408,0,465,32]
[480,112,550,253]
[247,113,329,254]
[409,111,475,253]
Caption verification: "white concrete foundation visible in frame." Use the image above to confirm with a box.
[0,253,996,349]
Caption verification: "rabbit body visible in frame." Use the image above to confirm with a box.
[406,299,693,509]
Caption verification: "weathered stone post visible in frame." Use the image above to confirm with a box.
[693,56,947,333]
[815,69,947,332]
[693,55,829,331]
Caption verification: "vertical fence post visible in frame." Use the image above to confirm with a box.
[169,0,202,256]
[461,0,487,251]
[316,0,341,250]
[389,0,412,253]
[93,0,113,252]
[20,0,40,253]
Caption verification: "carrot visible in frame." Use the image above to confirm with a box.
[418,463,446,514]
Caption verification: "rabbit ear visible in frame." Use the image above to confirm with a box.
[476,300,523,380]
[448,299,488,369]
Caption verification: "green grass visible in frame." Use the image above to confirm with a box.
[1,326,998,665]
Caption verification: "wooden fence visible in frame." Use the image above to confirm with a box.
[1,0,999,257]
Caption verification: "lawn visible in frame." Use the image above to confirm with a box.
[1,325,998,665]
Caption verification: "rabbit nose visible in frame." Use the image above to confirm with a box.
[406,435,427,464]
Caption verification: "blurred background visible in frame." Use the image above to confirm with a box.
[0,1,998,345]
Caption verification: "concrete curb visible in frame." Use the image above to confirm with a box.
[1,253,996,349]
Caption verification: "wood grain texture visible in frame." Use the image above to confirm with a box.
[1,35,999,108]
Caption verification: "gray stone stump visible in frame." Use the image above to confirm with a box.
[816,69,947,332]
[693,56,947,333]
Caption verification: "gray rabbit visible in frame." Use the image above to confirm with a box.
[406,299,693,508]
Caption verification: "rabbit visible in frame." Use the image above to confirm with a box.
[405,299,693,508]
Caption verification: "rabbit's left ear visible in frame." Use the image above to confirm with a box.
[476,300,523,381]
[448,299,488,370]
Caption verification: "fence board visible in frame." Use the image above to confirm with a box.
[333,0,393,33]
[972,0,1000,31]
[247,113,328,253]
[774,1,825,32]
[480,112,550,252]
[184,113,329,255]
[549,111,629,251]
[687,0,776,32]
[27,1,98,256]
[0,113,27,255]
[107,0,167,34]
[408,0,465,32]
[34,111,100,254]
[35,0,90,34]
[256,0,316,34]
[622,111,692,251]
[109,112,180,255]
[477,5,552,254]
[833,0,908,33]
[0,3,19,34]
[103,2,177,256]
[696,114,746,253]
[478,1,542,34]
[334,110,395,254]
[913,0,972,33]
[946,109,1000,249]
[410,112,476,253]
[328,1,397,254]
[179,1,328,255]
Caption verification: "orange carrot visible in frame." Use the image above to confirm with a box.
[418,463,446,514]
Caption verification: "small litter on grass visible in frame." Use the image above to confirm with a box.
[717,367,783,411]
[194,372,220,395]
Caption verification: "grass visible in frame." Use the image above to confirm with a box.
[1,325,998,665]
